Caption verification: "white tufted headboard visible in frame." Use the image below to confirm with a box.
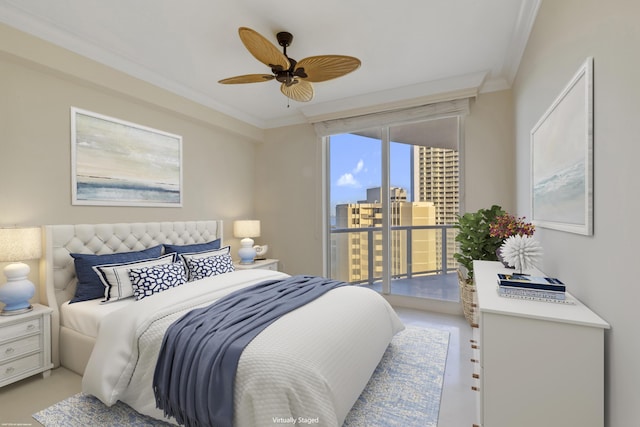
[40,220,222,367]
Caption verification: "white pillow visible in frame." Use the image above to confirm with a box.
[93,253,176,302]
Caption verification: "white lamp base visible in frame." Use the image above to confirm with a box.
[238,237,257,264]
[0,262,36,315]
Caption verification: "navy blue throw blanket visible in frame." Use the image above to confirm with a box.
[153,275,348,427]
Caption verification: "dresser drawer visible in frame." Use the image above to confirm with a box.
[0,335,41,363]
[0,353,42,382]
[0,318,40,342]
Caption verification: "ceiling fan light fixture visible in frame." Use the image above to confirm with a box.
[281,79,314,102]
[218,27,361,103]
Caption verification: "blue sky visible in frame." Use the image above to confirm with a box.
[330,133,412,214]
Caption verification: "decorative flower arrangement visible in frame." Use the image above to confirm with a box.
[489,214,538,269]
[499,234,543,273]
[489,214,535,239]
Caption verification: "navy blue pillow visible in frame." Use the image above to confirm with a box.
[70,245,163,303]
[163,239,221,255]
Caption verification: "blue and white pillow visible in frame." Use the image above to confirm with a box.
[184,252,235,281]
[163,239,221,255]
[178,246,231,262]
[93,253,176,302]
[70,245,163,303]
[179,246,232,281]
[128,262,187,301]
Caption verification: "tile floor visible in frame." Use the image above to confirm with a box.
[0,308,477,426]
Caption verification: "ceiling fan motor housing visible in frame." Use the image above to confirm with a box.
[276,31,293,48]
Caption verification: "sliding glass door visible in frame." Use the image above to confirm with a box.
[328,130,384,286]
[326,116,461,301]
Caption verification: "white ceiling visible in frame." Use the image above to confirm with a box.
[0,0,540,129]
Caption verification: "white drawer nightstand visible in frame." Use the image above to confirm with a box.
[0,304,54,388]
[234,259,279,271]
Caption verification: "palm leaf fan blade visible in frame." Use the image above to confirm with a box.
[238,27,290,70]
[218,74,275,84]
[280,80,314,102]
[295,55,361,82]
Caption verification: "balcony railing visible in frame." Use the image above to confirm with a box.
[330,224,457,287]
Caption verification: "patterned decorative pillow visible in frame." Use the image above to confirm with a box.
[184,252,235,281]
[179,246,232,280]
[178,246,231,262]
[128,262,188,301]
[93,253,176,302]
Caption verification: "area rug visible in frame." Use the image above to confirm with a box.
[33,326,449,427]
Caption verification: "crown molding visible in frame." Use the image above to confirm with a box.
[299,71,487,124]
[480,76,511,93]
[501,0,542,85]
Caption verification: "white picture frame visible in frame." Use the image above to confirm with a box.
[71,107,183,207]
[530,57,593,235]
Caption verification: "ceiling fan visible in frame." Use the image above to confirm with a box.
[218,27,361,103]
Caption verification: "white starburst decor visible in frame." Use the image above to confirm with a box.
[500,235,543,273]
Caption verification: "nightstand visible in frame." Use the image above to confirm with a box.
[234,258,279,271]
[0,304,54,388]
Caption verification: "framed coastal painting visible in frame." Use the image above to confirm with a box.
[530,57,593,235]
[71,107,182,207]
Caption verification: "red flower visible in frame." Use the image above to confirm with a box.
[489,214,535,239]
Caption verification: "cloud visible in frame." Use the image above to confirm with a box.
[353,159,364,174]
[337,173,360,187]
[336,159,365,187]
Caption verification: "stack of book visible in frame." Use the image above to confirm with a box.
[497,273,571,304]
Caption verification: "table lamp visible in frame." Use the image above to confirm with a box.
[0,227,42,315]
[233,220,260,264]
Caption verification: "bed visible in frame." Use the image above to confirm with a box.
[40,220,404,426]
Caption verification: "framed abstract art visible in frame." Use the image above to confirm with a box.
[71,107,182,207]
[530,57,593,235]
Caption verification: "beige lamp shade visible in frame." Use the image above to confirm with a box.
[233,220,261,239]
[0,227,42,262]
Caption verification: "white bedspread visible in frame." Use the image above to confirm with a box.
[60,298,133,338]
[82,269,404,426]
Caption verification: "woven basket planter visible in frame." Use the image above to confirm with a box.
[458,269,477,326]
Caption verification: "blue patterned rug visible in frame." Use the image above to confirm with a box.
[33,326,449,427]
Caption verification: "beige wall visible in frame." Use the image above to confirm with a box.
[258,91,516,276]
[464,90,515,213]
[513,1,640,425]
[258,124,324,275]
[0,25,263,301]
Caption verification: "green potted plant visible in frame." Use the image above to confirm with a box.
[454,205,505,323]
[454,204,505,279]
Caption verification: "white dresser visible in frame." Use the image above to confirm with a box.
[471,261,609,427]
[0,304,54,388]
